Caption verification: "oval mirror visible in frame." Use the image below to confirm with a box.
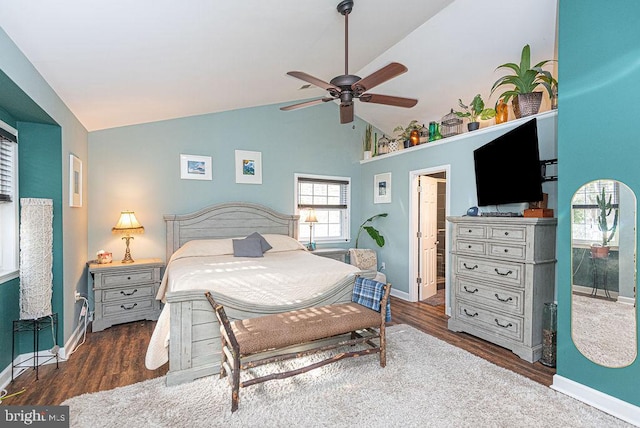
[571,179,637,367]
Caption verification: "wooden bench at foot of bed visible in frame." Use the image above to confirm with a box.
[204,279,391,412]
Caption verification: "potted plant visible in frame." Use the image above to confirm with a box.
[393,120,421,148]
[454,94,496,131]
[591,187,619,258]
[355,213,387,248]
[490,44,557,118]
[362,124,373,159]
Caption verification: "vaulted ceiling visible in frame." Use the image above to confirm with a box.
[0,0,558,135]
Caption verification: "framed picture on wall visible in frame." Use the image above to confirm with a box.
[374,172,391,204]
[180,154,212,180]
[235,150,262,184]
[69,154,82,207]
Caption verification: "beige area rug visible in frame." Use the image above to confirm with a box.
[63,325,631,427]
[572,293,636,367]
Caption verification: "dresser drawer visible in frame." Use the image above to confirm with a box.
[454,278,524,315]
[488,225,526,242]
[102,285,156,303]
[456,240,486,256]
[455,256,524,287]
[100,270,155,288]
[488,243,526,261]
[102,297,154,317]
[456,225,486,239]
[454,301,523,342]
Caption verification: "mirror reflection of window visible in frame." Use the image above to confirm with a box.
[571,179,637,368]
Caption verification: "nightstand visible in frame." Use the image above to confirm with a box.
[88,258,164,332]
[310,248,348,263]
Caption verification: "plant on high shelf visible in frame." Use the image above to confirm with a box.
[454,94,496,131]
[591,187,619,258]
[490,44,557,118]
[362,124,373,159]
[393,120,421,147]
[355,213,388,248]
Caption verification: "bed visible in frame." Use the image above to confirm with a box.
[144,202,375,386]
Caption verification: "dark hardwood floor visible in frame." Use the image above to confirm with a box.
[2,297,555,406]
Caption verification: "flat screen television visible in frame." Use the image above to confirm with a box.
[473,118,543,207]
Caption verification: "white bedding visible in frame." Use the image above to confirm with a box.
[145,235,359,369]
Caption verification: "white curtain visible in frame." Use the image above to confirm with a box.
[19,198,53,320]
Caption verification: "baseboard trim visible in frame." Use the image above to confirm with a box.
[390,288,410,301]
[0,349,63,393]
[552,374,640,426]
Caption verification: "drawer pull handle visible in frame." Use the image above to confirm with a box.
[463,263,479,270]
[463,309,478,317]
[494,268,513,276]
[494,319,513,329]
[463,286,479,294]
[468,229,472,233]
[504,249,509,253]
[121,303,138,310]
[468,245,472,249]
[494,293,513,303]
[504,232,509,236]
[120,289,138,296]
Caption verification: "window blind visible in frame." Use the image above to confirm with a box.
[0,132,16,203]
[297,177,349,209]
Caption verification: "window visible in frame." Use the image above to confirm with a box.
[295,174,350,243]
[571,180,619,247]
[0,123,18,283]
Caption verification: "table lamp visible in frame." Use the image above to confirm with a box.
[112,210,144,263]
[305,208,318,251]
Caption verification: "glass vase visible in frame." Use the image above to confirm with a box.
[540,302,557,367]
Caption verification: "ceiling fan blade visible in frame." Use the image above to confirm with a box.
[280,97,335,111]
[352,62,408,93]
[340,103,354,124]
[359,93,418,108]
[286,71,340,92]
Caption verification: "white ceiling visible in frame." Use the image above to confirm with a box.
[0,0,558,135]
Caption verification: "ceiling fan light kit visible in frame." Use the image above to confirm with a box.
[281,0,417,124]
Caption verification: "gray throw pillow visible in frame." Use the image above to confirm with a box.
[246,232,273,253]
[232,238,264,257]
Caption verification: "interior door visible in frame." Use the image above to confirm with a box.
[419,175,438,300]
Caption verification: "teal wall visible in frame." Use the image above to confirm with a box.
[557,0,640,406]
[0,26,89,372]
[360,113,558,296]
[88,101,368,260]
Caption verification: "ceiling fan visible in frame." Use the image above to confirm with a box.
[280,0,418,124]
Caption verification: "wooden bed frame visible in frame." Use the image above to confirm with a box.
[162,202,373,386]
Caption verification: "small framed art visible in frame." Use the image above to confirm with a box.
[374,172,392,204]
[235,150,262,184]
[69,154,82,207]
[180,154,212,180]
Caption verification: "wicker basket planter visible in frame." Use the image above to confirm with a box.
[512,92,543,118]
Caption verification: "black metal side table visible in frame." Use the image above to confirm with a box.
[589,255,611,299]
[12,313,59,381]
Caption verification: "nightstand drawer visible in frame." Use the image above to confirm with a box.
[103,298,154,317]
[101,270,155,287]
[102,285,156,303]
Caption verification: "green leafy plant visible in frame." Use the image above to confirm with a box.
[490,44,557,103]
[595,187,619,247]
[454,94,496,123]
[393,120,421,142]
[355,213,387,248]
[362,124,373,152]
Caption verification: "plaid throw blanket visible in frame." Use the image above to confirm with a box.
[352,276,391,322]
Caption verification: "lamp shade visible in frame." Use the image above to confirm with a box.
[112,211,145,235]
[304,208,318,223]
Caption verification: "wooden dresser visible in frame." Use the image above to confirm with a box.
[89,258,164,332]
[447,216,556,362]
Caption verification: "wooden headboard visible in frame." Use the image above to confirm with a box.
[164,202,299,261]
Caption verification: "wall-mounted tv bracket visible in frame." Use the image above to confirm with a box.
[540,159,558,182]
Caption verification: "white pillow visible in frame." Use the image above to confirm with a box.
[262,234,306,252]
[174,238,234,259]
